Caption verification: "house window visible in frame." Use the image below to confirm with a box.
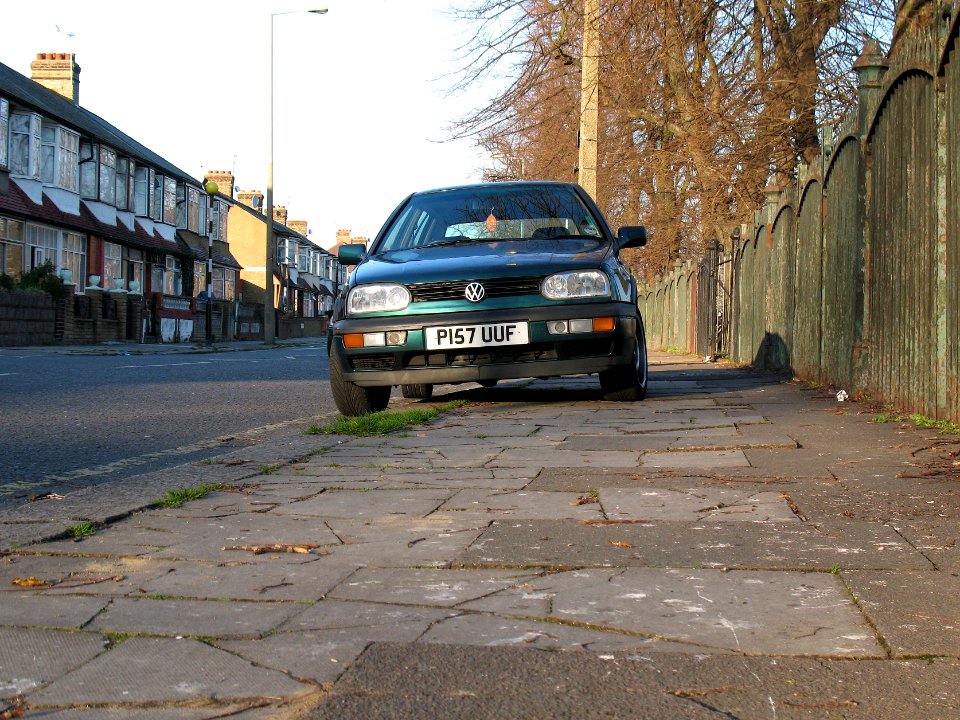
[163,177,177,225]
[187,187,200,233]
[224,268,236,301]
[115,157,131,210]
[103,241,123,289]
[212,267,224,299]
[24,223,86,293]
[193,260,206,296]
[98,146,116,205]
[0,98,8,169]
[1,216,25,279]
[175,183,186,228]
[218,201,228,242]
[79,142,97,198]
[152,173,163,221]
[298,247,309,272]
[134,166,152,216]
[127,248,143,291]
[163,255,182,295]
[40,123,79,191]
[9,112,41,178]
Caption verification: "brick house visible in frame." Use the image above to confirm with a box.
[0,53,243,344]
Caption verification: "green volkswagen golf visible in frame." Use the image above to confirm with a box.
[328,181,649,416]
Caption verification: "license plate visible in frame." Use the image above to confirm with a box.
[425,322,529,350]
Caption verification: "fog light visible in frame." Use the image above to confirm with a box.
[592,317,615,332]
[547,320,569,335]
[363,332,386,347]
[385,330,407,346]
[569,318,593,333]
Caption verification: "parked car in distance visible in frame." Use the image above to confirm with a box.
[327,181,649,416]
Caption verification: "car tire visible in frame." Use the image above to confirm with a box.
[330,354,391,416]
[401,383,434,399]
[478,379,499,388]
[599,322,648,401]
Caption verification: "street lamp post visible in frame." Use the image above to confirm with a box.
[203,179,219,345]
[265,7,328,345]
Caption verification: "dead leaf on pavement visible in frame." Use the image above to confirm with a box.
[672,687,730,699]
[11,577,51,587]
[570,495,598,506]
[223,543,327,555]
[608,540,634,548]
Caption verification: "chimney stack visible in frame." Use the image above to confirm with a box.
[273,205,288,227]
[288,220,308,237]
[237,190,264,212]
[31,52,81,104]
[204,170,234,199]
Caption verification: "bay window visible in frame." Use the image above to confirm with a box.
[103,241,123,289]
[163,177,177,225]
[151,171,163,220]
[98,146,116,205]
[133,165,152,216]
[1,217,24,279]
[115,157,131,210]
[187,187,200,232]
[127,248,143,291]
[0,98,8,169]
[224,268,236,301]
[40,123,79,191]
[193,260,206,296]
[79,142,97,197]
[163,255,182,295]
[10,111,41,178]
[24,223,86,293]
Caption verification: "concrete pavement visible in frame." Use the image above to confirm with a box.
[1,352,959,718]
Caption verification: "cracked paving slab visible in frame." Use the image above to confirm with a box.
[437,489,604,521]
[273,488,453,519]
[461,567,880,656]
[459,518,932,570]
[308,643,960,720]
[0,628,108,697]
[27,637,310,706]
[600,487,800,523]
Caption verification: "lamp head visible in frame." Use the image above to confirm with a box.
[204,180,219,195]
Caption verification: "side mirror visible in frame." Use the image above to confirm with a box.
[617,226,647,249]
[338,244,366,266]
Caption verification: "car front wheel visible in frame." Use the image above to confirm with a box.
[330,354,391,416]
[599,323,647,401]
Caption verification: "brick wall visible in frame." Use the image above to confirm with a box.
[0,289,56,346]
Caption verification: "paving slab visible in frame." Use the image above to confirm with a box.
[0,593,108,629]
[86,597,303,639]
[490,448,641,468]
[326,567,541,607]
[600,487,799,523]
[438,489,604,520]
[28,637,310,706]
[459,519,932,570]
[641,449,751,469]
[222,602,457,685]
[844,570,960,657]
[0,628,107,698]
[0,553,173,596]
[136,557,361,602]
[273,488,452,519]
[309,643,960,720]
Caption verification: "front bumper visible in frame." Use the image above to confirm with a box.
[330,302,639,387]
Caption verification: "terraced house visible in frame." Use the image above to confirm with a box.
[0,53,257,345]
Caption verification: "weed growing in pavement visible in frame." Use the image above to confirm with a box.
[66,521,96,538]
[873,413,960,434]
[257,463,284,475]
[152,483,224,509]
[305,401,467,437]
[830,564,842,575]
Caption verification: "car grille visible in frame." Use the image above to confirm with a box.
[409,276,543,303]
[349,354,395,370]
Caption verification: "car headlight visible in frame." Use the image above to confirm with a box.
[347,284,411,314]
[541,271,610,300]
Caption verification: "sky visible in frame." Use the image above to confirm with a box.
[2,0,496,249]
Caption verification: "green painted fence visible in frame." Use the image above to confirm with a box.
[639,5,960,422]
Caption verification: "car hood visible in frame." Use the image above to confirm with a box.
[351,239,611,286]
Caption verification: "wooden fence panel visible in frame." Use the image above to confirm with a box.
[793,181,824,380]
[864,71,938,414]
[946,19,960,419]
[821,139,862,390]
[767,206,796,370]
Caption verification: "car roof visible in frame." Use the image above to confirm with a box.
[411,180,579,197]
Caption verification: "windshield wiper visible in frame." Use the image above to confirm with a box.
[421,236,481,249]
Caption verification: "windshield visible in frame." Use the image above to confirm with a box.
[377,185,604,253]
